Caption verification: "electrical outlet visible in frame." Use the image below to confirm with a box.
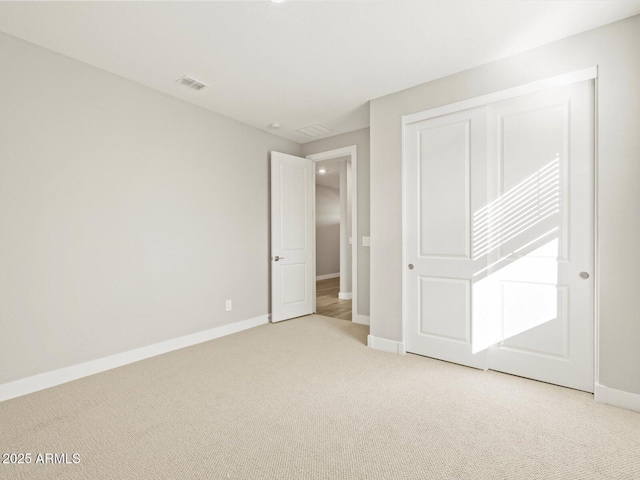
[225,300,232,312]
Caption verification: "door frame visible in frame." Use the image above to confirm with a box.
[307,146,366,325]
[401,66,599,383]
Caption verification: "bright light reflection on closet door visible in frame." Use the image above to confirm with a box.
[471,156,561,353]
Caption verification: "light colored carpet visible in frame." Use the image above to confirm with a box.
[1,315,639,480]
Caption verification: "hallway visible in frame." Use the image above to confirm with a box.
[316,277,352,321]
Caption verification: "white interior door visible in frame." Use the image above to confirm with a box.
[271,151,315,323]
[404,80,594,391]
[483,81,595,392]
[404,106,489,369]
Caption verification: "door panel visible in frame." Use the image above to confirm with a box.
[405,107,488,369]
[419,121,470,258]
[281,164,307,250]
[271,152,314,322]
[486,81,594,392]
[419,277,470,342]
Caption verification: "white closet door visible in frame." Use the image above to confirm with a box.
[404,80,594,392]
[484,81,594,392]
[404,107,488,369]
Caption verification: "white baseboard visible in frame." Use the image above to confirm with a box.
[339,292,353,300]
[0,314,269,403]
[594,383,640,412]
[354,314,370,326]
[316,273,340,281]
[367,334,405,355]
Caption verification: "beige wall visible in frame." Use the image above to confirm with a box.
[370,15,640,395]
[315,185,340,277]
[302,128,370,317]
[0,33,301,384]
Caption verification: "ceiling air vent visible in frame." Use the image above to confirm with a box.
[296,123,332,137]
[176,75,207,91]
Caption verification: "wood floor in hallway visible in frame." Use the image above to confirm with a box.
[316,277,352,321]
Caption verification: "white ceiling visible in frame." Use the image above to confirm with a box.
[0,1,639,144]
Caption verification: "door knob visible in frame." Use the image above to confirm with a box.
[579,272,590,279]
[408,264,414,270]
[274,256,285,261]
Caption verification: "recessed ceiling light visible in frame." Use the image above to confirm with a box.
[318,168,327,174]
[269,123,281,129]
[270,0,286,3]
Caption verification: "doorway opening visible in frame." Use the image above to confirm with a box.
[307,146,359,323]
[314,156,352,320]
[269,147,359,324]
